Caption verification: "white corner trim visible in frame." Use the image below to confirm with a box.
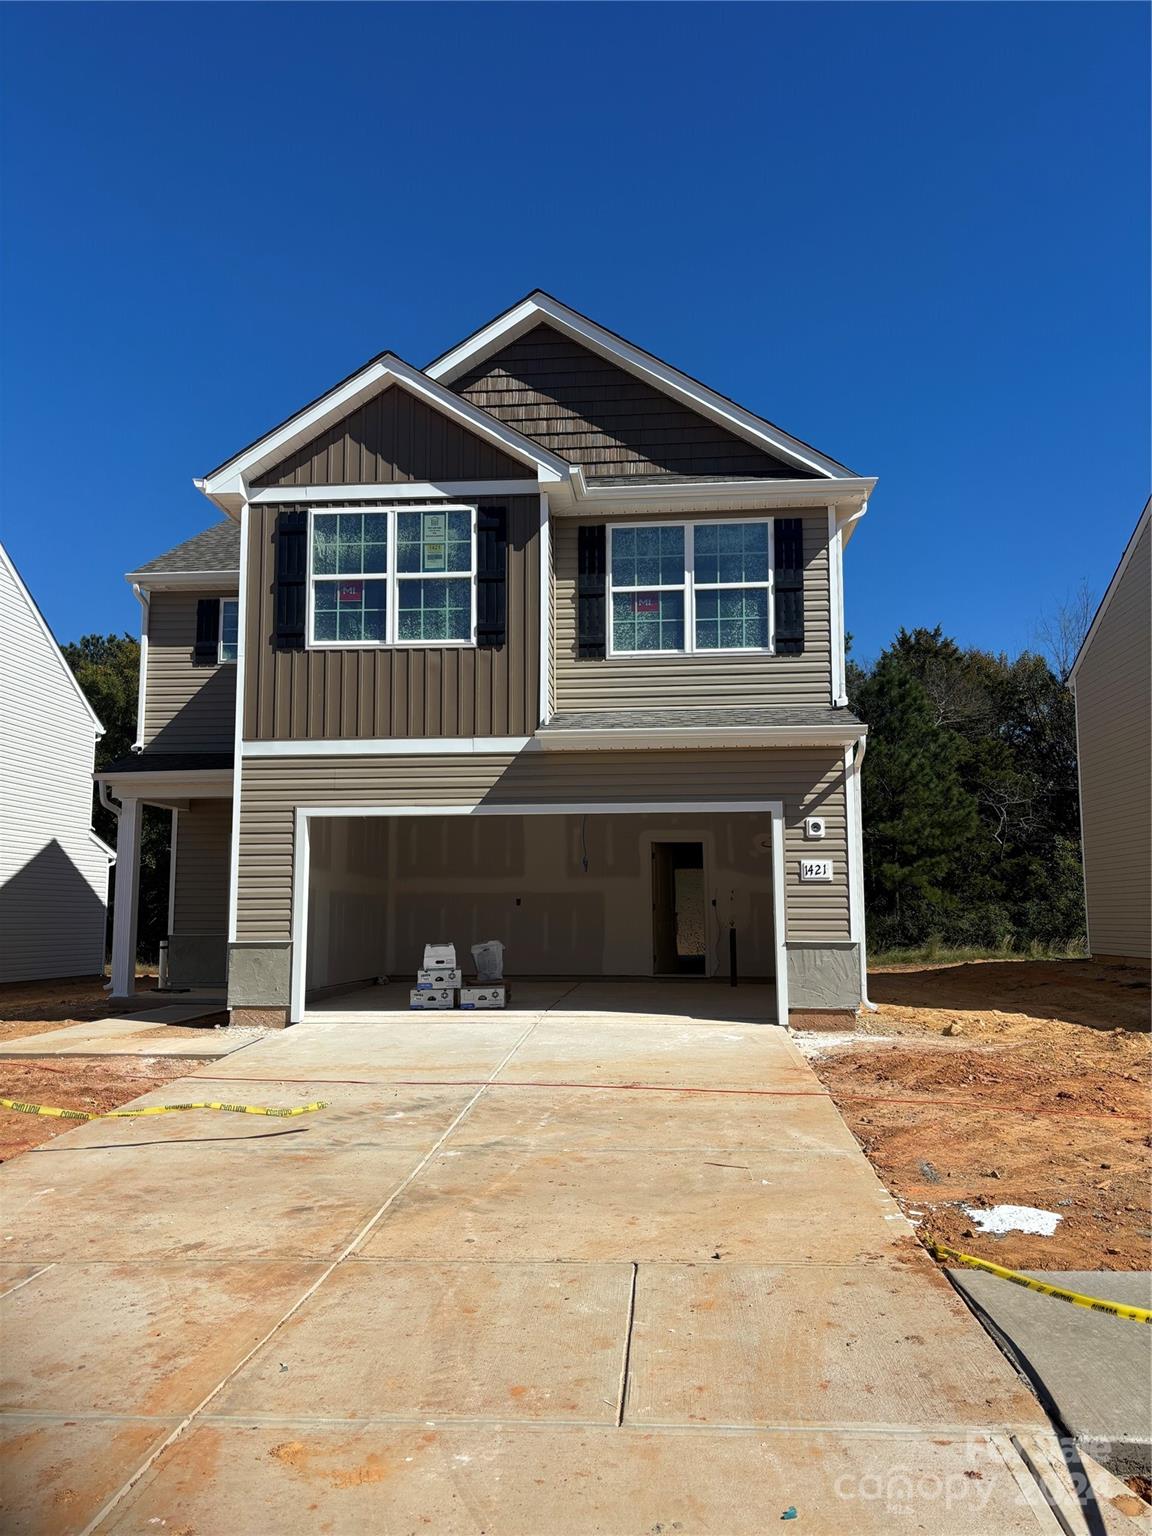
[226,502,250,945]
[0,542,104,734]
[131,583,150,751]
[167,808,179,935]
[845,734,876,1011]
[1067,496,1151,685]
[197,356,569,510]
[827,508,847,707]
[288,797,789,1024]
[426,292,853,481]
[538,492,552,726]
[242,737,533,757]
[247,480,539,504]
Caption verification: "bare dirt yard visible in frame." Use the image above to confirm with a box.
[801,958,1151,1271]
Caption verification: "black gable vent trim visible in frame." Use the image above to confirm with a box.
[476,506,508,649]
[774,517,805,656]
[193,597,221,666]
[577,524,606,659]
[274,509,308,651]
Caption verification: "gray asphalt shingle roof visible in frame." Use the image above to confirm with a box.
[134,522,241,575]
[541,706,862,732]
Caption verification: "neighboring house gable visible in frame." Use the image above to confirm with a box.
[451,321,813,480]
[0,543,112,981]
[1070,500,1151,961]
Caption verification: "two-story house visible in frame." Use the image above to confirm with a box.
[97,294,876,1025]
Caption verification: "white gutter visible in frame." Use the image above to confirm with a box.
[124,570,239,591]
[851,731,877,1012]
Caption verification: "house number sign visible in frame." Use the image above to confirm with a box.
[800,859,834,882]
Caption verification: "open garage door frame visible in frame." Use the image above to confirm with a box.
[289,799,788,1025]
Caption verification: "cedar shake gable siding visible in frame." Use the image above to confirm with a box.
[452,323,816,480]
[251,383,534,488]
[244,497,541,740]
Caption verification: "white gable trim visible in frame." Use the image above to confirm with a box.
[1068,497,1152,686]
[427,292,852,481]
[0,543,103,734]
[195,355,569,517]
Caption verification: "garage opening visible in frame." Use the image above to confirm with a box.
[300,809,782,1014]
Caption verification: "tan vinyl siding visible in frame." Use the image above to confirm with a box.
[454,324,813,480]
[251,384,534,488]
[1075,517,1151,959]
[244,498,540,740]
[236,748,849,946]
[553,511,831,710]
[171,799,231,937]
[144,592,237,751]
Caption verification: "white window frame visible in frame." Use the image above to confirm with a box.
[218,598,239,665]
[306,504,478,651]
[606,517,775,658]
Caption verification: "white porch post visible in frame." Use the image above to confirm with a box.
[110,796,142,999]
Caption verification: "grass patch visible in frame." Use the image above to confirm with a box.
[871,938,1088,966]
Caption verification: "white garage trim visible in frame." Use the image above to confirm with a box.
[289,799,788,1025]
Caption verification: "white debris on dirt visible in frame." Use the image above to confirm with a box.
[963,1204,1064,1237]
[789,1031,896,1059]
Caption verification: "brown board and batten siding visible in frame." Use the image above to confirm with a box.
[453,324,816,480]
[144,591,237,751]
[1074,514,1151,960]
[244,497,541,740]
[250,384,534,487]
[235,748,849,946]
[553,511,831,710]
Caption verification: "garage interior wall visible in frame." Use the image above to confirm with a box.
[305,811,777,990]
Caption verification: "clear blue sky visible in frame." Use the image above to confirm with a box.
[1,2,1147,664]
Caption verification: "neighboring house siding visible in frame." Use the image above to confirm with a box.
[144,591,237,752]
[244,497,541,740]
[250,384,534,488]
[0,553,109,982]
[453,323,814,480]
[1075,518,1151,960]
[553,511,832,710]
[235,748,849,946]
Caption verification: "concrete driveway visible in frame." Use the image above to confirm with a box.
[0,985,1132,1534]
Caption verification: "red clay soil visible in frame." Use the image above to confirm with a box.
[0,974,158,1032]
[0,1058,198,1161]
[808,959,1151,1271]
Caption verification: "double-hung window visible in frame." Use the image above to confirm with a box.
[218,599,239,663]
[308,506,476,648]
[607,519,774,656]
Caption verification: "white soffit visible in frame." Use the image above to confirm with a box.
[195,354,570,517]
[427,291,856,481]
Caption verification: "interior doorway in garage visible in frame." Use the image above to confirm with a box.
[651,841,706,975]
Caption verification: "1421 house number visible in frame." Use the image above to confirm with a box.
[800,859,834,882]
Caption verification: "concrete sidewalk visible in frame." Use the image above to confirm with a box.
[0,994,1145,1534]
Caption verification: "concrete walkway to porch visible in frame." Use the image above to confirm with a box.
[0,987,1136,1534]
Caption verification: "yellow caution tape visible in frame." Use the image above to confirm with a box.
[0,1097,328,1122]
[928,1239,1152,1325]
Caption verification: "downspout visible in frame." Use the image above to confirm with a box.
[851,732,878,1012]
[130,583,150,752]
[98,781,122,992]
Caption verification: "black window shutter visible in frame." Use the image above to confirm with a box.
[274,509,307,651]
[193,598,220,666]
[577,524,606,659]
[476,506,508,648]
[774,518,805,655]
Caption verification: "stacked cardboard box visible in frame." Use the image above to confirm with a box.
[410,944,458,1009]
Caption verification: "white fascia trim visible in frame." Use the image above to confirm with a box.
[1067,496,1151,685]
[93,770,233,802]
[427,292,851,480]
[196,356,569,514]
[124,570,239,592]
[0,542,104,734]
[242,736,532,757]
[556,471,877,518]
[131,583,150,751]
[289,797,789,1023]
[247,480,539,504]
[227,502,250,944]
[538,492,552,726]
[534,727,865,751]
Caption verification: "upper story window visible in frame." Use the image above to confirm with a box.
[308,506,477,648]
[218,599,239,663]
[607,519,773,656]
